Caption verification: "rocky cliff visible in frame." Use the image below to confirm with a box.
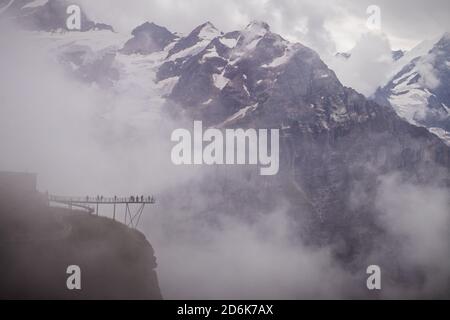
[0,187,162,300]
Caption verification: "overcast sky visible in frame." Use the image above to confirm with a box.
[79,0,450,53]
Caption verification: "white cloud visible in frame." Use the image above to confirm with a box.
[78,0,450,54]
[417,54,441,89]
[375,174,450,297]
[0,21,200,196]
[326,31,395,96]
[143,177,361,299]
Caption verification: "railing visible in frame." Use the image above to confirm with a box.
[48,195,155,204]
[47,194,156,229]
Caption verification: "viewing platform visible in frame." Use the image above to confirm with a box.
[48,194,156,229]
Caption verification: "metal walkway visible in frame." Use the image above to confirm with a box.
[48,195,156,229]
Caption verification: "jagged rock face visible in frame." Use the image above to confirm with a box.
[155,21,450,252]
[121,22,177,55]
[3,0,114,32]
[166,22,222,59]
[375,33,450,145]
[157,21,389,133]
[158,21,300,123]
[391,49,405,61]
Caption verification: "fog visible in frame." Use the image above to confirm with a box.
[374,174,450,298]
[79,0,450,53]
[0,22,198,196]
[1,21,449,299]
[326,32,395,96]
[145,197,361,299]
[0,22,358,299]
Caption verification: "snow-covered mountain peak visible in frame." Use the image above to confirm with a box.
[242,20,270,41]
[388,33,445,81]
[191,21,222,40]
[163,22,223,60]
[245,20,270,33]
[375,30,450,145]
[233,20,273,53]
[195,21,221,40]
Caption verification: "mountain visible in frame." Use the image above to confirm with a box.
[375,33,450,145]
[157,21,450,268]
[7,17,450,296]
[149,21,450,246]
[121,22,178,55]
[28,18,450,242]
[2,0,114,32]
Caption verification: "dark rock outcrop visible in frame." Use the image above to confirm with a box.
[121,22,177,55]
[0,181,162,300]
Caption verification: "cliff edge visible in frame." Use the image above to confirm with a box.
[0,172,162,300]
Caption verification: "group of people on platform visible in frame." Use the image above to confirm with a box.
[128,195,154,203]
[85,195,154,203]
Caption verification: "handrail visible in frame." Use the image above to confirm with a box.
[48,195,155,204]
[47,194,156,229]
